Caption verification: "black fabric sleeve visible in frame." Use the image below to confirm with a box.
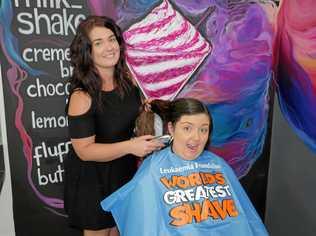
[68,112,95,139]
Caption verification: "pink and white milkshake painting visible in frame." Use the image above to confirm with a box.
[123,0,212,100]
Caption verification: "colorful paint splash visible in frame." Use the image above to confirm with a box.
[106,0,277,177]
[275,0,316,152]
[58,0,275,181]
[0,0,278,213]
[177,0,277,177]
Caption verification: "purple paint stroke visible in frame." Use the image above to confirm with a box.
[195,6,215,28]
[87,0,117,19]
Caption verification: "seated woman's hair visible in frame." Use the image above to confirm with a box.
[135,98,213,137]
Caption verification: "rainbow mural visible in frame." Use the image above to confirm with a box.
[102,0,277,177]
[1,0,315,214]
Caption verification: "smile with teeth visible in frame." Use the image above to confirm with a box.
[103,53,116,58]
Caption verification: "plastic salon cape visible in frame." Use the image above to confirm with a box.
[101,147,268,236]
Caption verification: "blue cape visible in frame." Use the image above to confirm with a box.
[101,147,268,236]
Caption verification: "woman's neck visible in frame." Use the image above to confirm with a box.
[101,78,115,91]
[98,69,115,91]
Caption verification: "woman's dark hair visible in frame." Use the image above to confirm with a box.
[158,98,211,127]
[135,98,213,136]
[68,15,133,109]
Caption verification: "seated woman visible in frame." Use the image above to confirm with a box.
[101,98,268,236]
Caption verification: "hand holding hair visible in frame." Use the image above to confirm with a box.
[129,135,165,157]
[143,98,154,112]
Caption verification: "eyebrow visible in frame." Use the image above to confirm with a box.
[92,38,102,43]
[179,122,209,126]
[91,34,116,43]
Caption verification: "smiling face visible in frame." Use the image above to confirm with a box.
[88,26,120,75]
[168,113,210,161]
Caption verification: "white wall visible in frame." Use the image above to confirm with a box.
[0,64,15,236]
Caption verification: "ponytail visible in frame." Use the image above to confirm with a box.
[134,100,172,137]
[134,97,212,136]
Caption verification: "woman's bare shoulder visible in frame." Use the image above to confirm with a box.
[68,90,92,116]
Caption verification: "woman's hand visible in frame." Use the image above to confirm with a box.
[129,135,165,157]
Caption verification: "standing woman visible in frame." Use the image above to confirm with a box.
[64,16,163,236]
